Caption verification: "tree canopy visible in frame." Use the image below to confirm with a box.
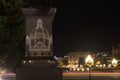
[0,0,25,70]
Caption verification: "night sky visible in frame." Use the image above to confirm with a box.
[53,0,120,56]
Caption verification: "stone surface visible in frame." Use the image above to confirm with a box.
[16,67,63,80]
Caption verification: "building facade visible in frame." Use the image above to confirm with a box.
[62,51,94,68]
[112,44,120,58]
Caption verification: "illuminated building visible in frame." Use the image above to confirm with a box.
[66,51,94,68]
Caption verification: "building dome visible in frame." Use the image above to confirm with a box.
[28,19,51,53]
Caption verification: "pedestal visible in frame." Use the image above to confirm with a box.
[16,56,63,80]
[16,67,62,80]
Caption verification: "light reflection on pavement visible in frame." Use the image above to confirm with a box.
[63,72,120,80]
[0,73,16,80]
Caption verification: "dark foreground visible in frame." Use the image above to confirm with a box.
[1,71,120,80]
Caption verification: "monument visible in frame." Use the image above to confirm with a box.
[16,7,63,80]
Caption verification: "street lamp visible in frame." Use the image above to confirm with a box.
[111,58,118,67]
[85,55,94,80]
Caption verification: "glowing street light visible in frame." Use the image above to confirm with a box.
[111,58,118,67]
[85,55,94,80]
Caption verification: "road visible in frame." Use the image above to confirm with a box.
[0,73,16,80]
[0,72,120,80]
[63,72,120,80]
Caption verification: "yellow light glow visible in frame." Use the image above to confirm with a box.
[29,60,32,63]
[77,68,80,71]
[81,68,85,71]
[85,55,94,67]
[103,64,106,67]
[100,64,102,67]
[96,61,100,64]
[86,68,89,71]
[96,64,99,67]
[73,68,76,71]
[111,58,118,67]
[1,70,5,74]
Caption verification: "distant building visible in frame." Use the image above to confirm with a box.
[96,51,111,58]
[112,44,120,58]
[95,51,112,66]
[66,51,94,68]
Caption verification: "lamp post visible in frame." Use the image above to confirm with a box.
[85,55,94,80]
[111,58,118,67]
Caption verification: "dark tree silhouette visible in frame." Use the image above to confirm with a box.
[0,0,25,70]
[0,0,56,71]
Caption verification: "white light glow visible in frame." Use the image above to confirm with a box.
[112,58,118,67]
